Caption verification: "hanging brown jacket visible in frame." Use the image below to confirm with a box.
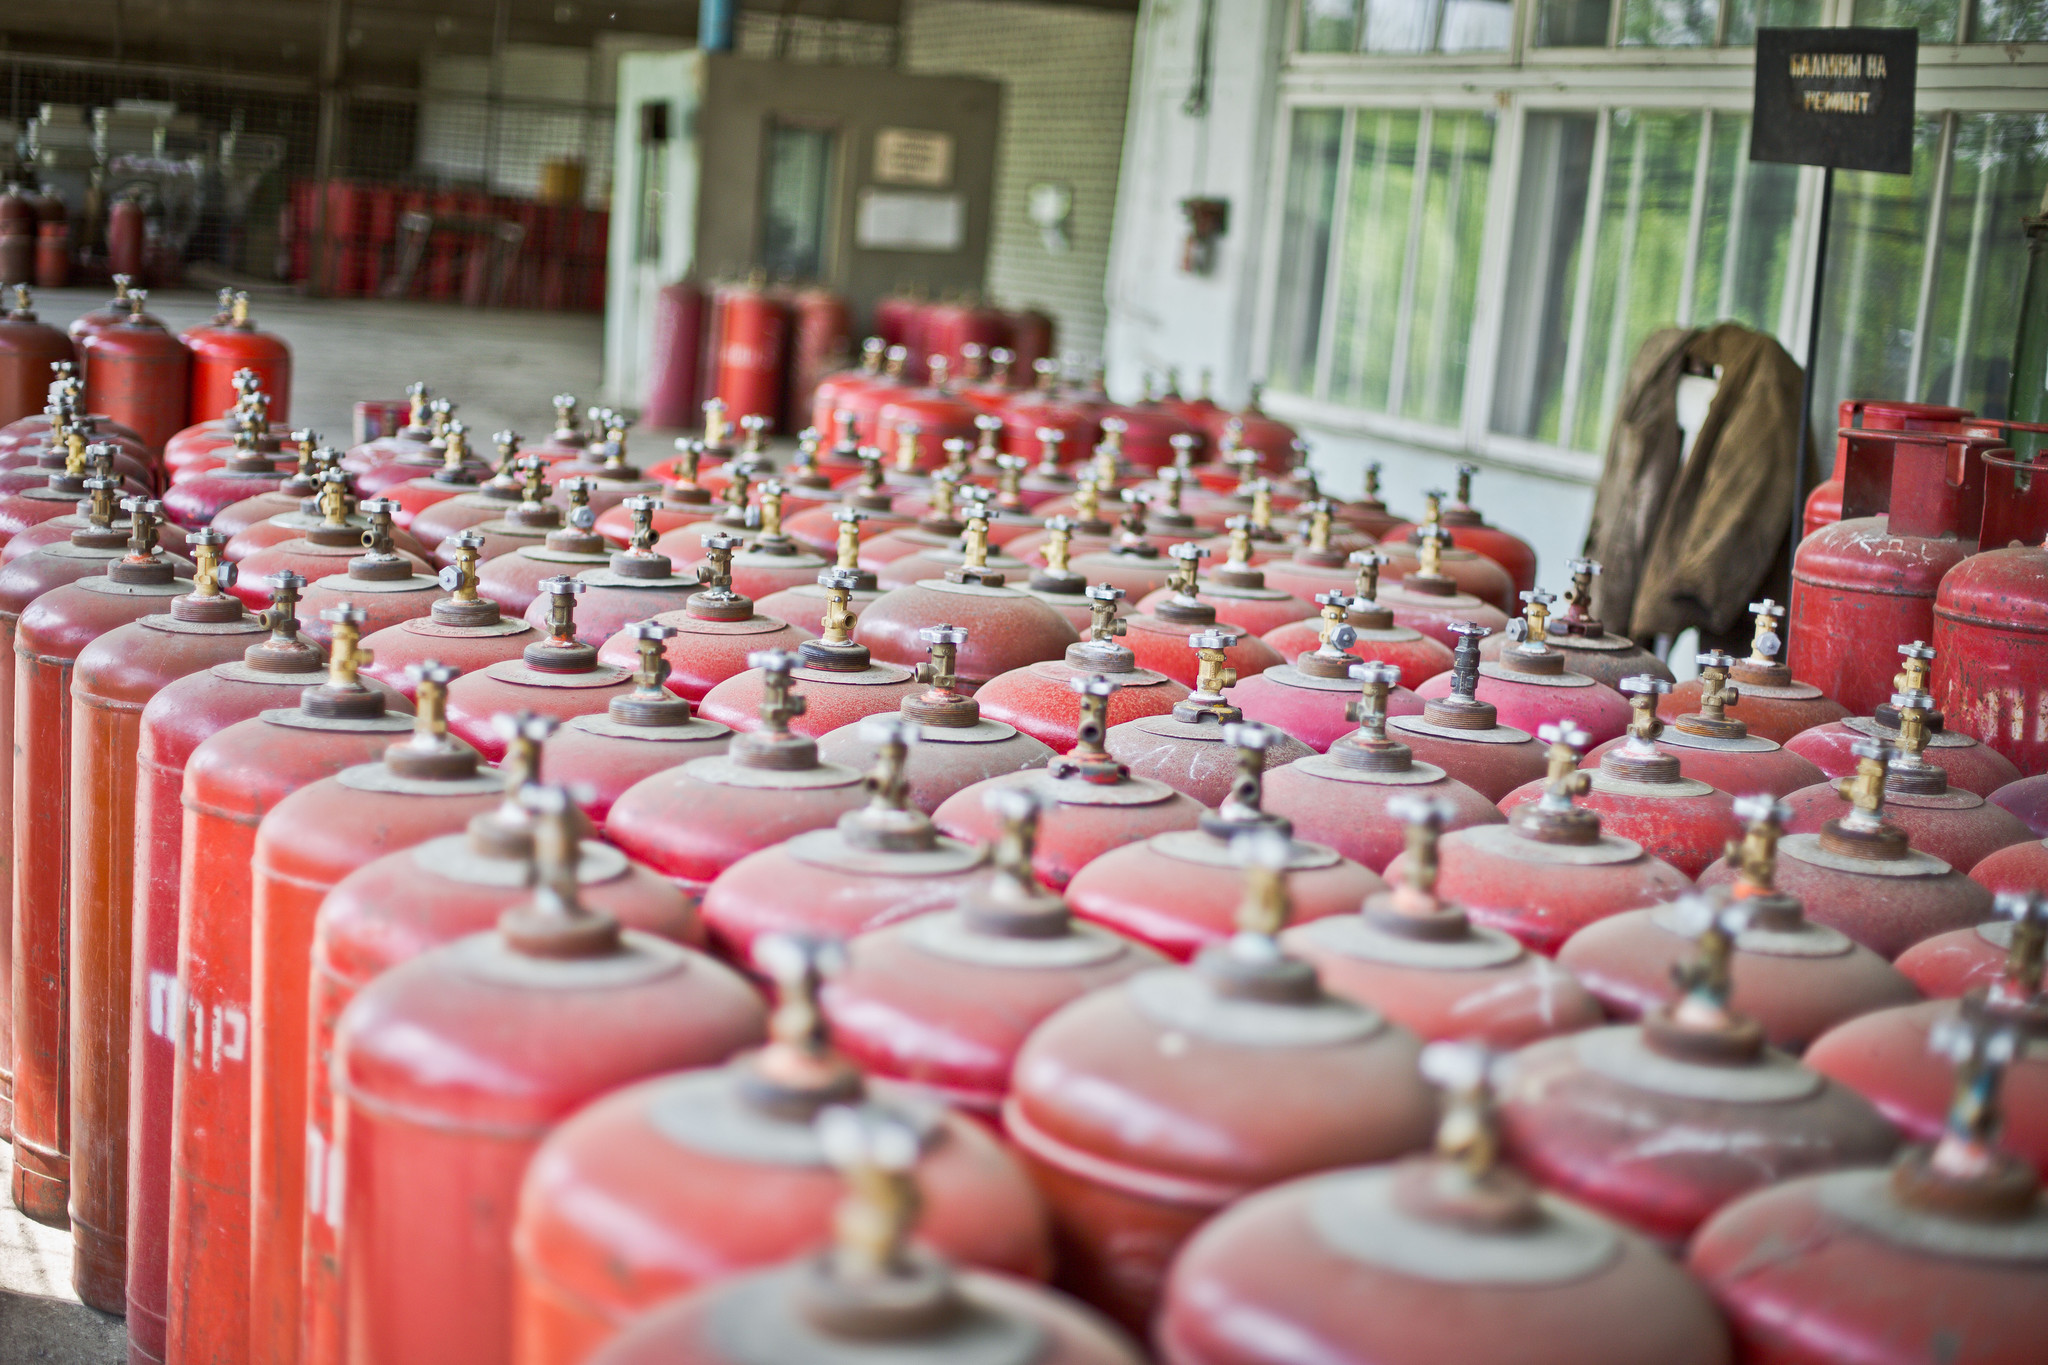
[1585,321,1818,643]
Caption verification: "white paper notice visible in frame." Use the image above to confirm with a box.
[855,190,966,252]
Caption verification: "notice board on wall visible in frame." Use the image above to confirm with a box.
[1751,27,1918,174]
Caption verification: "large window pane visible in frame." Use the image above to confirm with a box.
[1302,0,1362,51]
[1973,0,2048,40]
[1722,0,1824,44]
[1620,0,1716,47]
[1849,0,1960,43]
[1403,111,1496,424]
[1689,113,1802,332]
[1268,109,1346,396]
[1492,112,1599,441]
[1921,114,2048,415]
[1812,116,1944,427]
[1330,112,1422,409]
[1538,0,1615,44]
[1441,0,1516,50]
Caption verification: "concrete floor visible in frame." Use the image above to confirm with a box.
[1,284,606,1364]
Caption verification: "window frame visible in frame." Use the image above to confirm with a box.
[1258,0,2048,480]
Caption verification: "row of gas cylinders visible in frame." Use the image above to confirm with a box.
[0,280,294,457]
[3,365,2048,1365]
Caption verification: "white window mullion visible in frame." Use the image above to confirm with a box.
[1905,111,1957,401]
[1677,109,1713,327]
[1595,113,1651,444]
[1461,96,1525,450]
[1386,107,1435,413]
[1343,111,1399,400]
[1949,122,1995,407]
[1312,108,1360,402]
[1417,113,1474,418]
[1718,124,1752,323]
[1555,107,1611,450]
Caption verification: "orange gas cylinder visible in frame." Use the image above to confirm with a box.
[1499,677,1739,878]
[1118,546,1283,688]
[0,286,75,428]
[356,532,537,698]
[1417,591,1632,748]
[513,935,1051,1363]
[1385,464,1535,594]
[716,483,830,600]
[598,547,813,704]
[700,716,988,961]
[977,584,1189,751]
[539,622,731,823]
[339,382,435,481]
[1262,552,1453,686]
[1379,512,1516,616]
[1395,723,1692,956]
[10,502,189,1228]
[619,437,718,545]
[446,577,635,760]
[816,625,1051,813]
[1283,801,1600,1048]
[407,430,527,552]
[65,532,274,1311]
[935,674,1204,890]
[604,649,866,891]
[127,574,390,1362]
[1370,525,1511,648]
[700,570,919,732]
[1786,640,2021,798]
[1104,631,1312,805]
[474,476,612,617]
[784,448,913,553]
[1597,649,1826,797]
[1782,686,2029,875]
[530,497,699,642]
[354,397,463,498]
[1138,523,1315,640]
[163,623,416,1365]
[757,507,886,635]
[161,430,292,533]
[293,502,443,643]
[822,789,1163,1121]
[378,419,492,528]
[1699,739,1994,960]
[1659,599,1849,744]
[1010,833,1433,1332]
[1501,895,1899,1246]
[1229,597,1425,751]
[234,487,430,617]
[1477,558,1669,687]
[246,665,505,1365]
[80,289,189,456]
[185,292,290,428]
[307,770,741,1365]
[1380,623,1546,801]
[1805,892,2048,1173]
[1561,797,1918,1053]
[586,1104,1137,1365]
[1262,663,1503,874]
[1691,1012,2048,1365]
[1069,723,1381,961]
[328,786,762,1365]
[1160,1041,1730,1365]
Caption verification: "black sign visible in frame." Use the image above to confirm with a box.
[1751,27,1917,175]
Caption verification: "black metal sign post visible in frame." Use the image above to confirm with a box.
[1751,27,1918,569]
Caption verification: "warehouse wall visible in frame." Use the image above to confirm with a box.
[902,0,1137,361]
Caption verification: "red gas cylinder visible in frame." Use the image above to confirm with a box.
[1894,913,2028,1000]
[1104,631,1312,805]
[590,555,807,714]
[956,343,1018,415]
[80,289,189,456]
[540,621,732,823]
[546,416,663,518]
[1228,598,1425,751]
[1782,685,2029,875]
[1010,833,1433,1332]
[1138,526,1315,640]
[976,585,1189,750]
[1326,461,1410,540]
[1561,797,1919,1053]
[0,186,33,283]
[451,458,574,564]
[1262,663,1504,874]
[1100,397,1202,473]
[531,497,699,643]
[378,420,495,528]
[1700,738,1994,959]
[712,280,791,429]
[1805,892,2048,1173]
[867,485,1031,588]
[1805,398,1969,538]
[644,281,708,430]
[159,429,295,532]
[1500,677,1739,878]
[823,788,1163,1122]
[921,300,1010,381]
[1068,723,1382,961]
[1477,558,1669,687]
[513,933,1050,1364]
[1385,464,1536,594]
[475,478,613,617]
[1284,800,1601,1048]
[340,381,435,476]
[809,338,886,443]
[1118,546,1283,688]
[824,346,915,450]
[1502,895,1899,1246]
[1008,519,1122,634]
[786,293,853,444]
[107,197,146,280]
[66,274,144,362]
[1201,386,1298,469]
[349,396,457,497]
[0,447,117,544]
[1607,649,1826,797]
[605,648,868,893]
[1395,724,1692,956]
[700,715,987,961]
[1263,552,1454,686]
[214,431,322,545]
[1160,1041,1730,1365]
[1379,623,1546,801]
[329,786,762,1365]
[445,577,635,759]
[9,504,190,1228]
[854,516,1081,690]
[936,674,1205,890]
[246,667,507,1365]
[585,1105,1137,1365]
[356,532,538,697]
[1000,360,1105,463]
[877,355,980,461]
[65,533,274,1311]
[817,625,1052,813]
[1379,510,1516,616]
[1791,427,1995,716]
[0,286,75,428]
[1374,526,1511,648]
[1662,599,1850,745]
[1787,642,2022,799]
[757,505,889,637]
[614,437,717,547]
[1256,499,1370,600]
[293,504,443,644]
[1418,591,1632,748]
[1934,447,2048,776]
[163,631,417,1365]
[185,291,291,428]
[1691,1012,2048,1365]
[407,432,529,552]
